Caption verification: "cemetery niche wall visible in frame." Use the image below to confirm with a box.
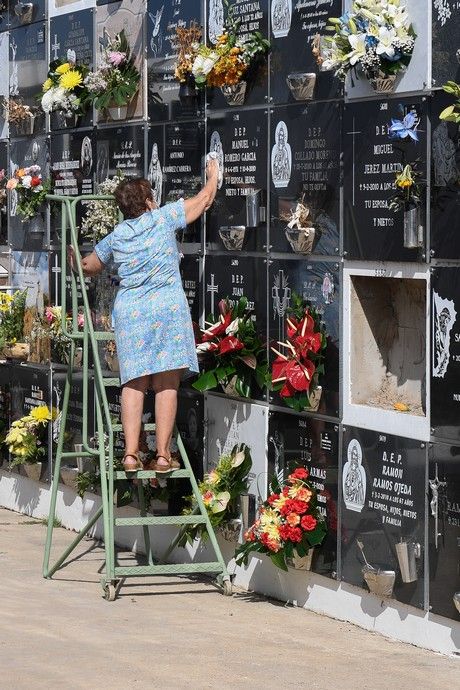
[1,0,460,635]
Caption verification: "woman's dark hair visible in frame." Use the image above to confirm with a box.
[114,178,154,218]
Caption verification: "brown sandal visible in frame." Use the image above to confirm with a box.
[123,453,143,473]
[147,455,173,474]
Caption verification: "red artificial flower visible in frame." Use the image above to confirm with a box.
[218,335,244,355]
[279,498,307,516]
[286,512,300,527]
[282,486,290,497]
[288,526,302,543]
[294,331,322,355]
[267,493,280,505]
[260,532,280,552]
[30,176,42,187]
[201,312,233,342]
[279,380,296,398]
[278,524,292,541]
[272,356,288,383]
[285,359,316,392]
[289,467,309,481]
[301,515,317,531]
[244,529,256,542]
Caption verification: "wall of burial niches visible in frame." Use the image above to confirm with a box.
[1,0,460,628]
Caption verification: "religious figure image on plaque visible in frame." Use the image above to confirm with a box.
[96,141,109,185]
[80,136,93,178]
[322,272,335,305]
[271,121,292,189]
[342,439,366,513]
[432,121,458,188]
[9,36,19,97]
[148,142,163,206]
[433,291,457,379]
[208,0,224,45]
[209,130,224,190]
[271,0,292,38]
[148,4,164,57]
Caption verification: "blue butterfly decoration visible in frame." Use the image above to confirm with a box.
[389,110,419,142]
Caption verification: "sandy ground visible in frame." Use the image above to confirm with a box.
[0,507,458,690]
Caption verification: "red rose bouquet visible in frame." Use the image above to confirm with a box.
[271,292,327,412]
[193,296,269,399]
[235,467,327,571]
[6,165,50,220]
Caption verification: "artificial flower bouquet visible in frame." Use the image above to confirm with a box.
[41,55,90,117]
[193,296,269,399]
[322,0,416,91]
[84,30,140,111]
[6,165,50,220]
[45,306,84,364]
[0,289,27,354]
[81,171,123,243]
[179,444,252,544]
[388,161,423,213]
[271,292,327,412]
[175,8,270,89]
[4,404,53,467]
[235,467,327,571]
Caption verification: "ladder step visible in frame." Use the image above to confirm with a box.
[115,515,207,527]
[95,332,116,341]
[112,423,156,433]
[114,562,224,577]
[114,469,190,480]
[103,377,120,387]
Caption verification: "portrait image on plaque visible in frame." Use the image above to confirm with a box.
[270,0,342,105]
[341,427,427,609]
[207,0,269,110]
[343,97,428,262]
[268,412,338,577]
[430,92,460,260]
[206,110,268,252]
[428,443,460,620]
[49,9,95,129]
[270,103,340,256]
[96,124,145,184]
[8,0,46,29]
[432,1,460,86]
[96,0,145,122]
[431,268,460,441]
[9,136,49,251]
[147,0,204,122]
[9,23,47,137]
[269,259,339,418]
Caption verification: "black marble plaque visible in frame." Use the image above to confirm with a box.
[269,258,339,418]
[9,23,47,136]
[8,0,46,29]
[430,92,460,260]
[49,249,96,313]
[180,254,201,324]
[49,9,95,130]
[52,372,95,452]
[341,427,426,609]
[432,1,460,86]
[0,364,11,464]
[268,411,338,577]
[431,267,460,442]
[343,97,428,262]
[0,140,8,246]
[163,121,204,244]
[270,102,340,256]
[176,389,205,480]
[147,0,204,122]
[428,443,460,620]
[207,109,268,252]
[9,135,49,251]
[206,0,269,110]
[0,8,8,32]
[270,0,342,104]
[96,124,145,184]
[11,250,49,309]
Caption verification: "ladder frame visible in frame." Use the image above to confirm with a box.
[42,195,231,599]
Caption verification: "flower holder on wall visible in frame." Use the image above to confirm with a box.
[284,226,316,255]
[14,1,34,25]
[221,80,247,106]
[403,205,423,249]
[286,73,316,101]
[219,226,246,251]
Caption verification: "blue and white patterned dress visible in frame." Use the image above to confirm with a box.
[94,200,198,386]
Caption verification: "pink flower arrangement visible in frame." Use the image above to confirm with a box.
[107,51,126,66]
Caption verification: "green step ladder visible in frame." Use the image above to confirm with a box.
[42,195,232,601]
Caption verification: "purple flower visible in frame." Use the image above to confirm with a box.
[107,51,126,67]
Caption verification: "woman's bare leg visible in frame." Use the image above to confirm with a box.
[121,375,150,466]
[151,369,182,465]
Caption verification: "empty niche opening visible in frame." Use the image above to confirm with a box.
[350,276,426,416]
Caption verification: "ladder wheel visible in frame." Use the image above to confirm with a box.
[222,580,233,597]
[104,584,116,602]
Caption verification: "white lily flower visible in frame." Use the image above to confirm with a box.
[21,175,32,189]
[347,33,367,66]
[376,26,396,59]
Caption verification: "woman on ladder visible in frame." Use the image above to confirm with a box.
[75,158,219,474]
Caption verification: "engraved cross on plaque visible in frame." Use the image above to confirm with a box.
[51,35,61,61]
[206,273,219,313]
[51,254,61,306]
[346,116,362,206]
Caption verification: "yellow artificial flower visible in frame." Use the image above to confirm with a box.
[42,78,53,92]
[395,164,414,189]
[59,70,82,90]
[30,405,52,422]
[56,62,71,75]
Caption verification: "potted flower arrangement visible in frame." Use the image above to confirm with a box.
[2,97,38,136]
[271,292,327,413]
[193,296,269,399]
[322,0,416,93]
[45,306,84,366]
[0,289,28,361]
[4,404,52,482]
[235,466,327,571]
[40,53,90,126]
[80,171,123,243]
[84,30,141,120]
[179,444,252,545]
[175,7,270,106]
[6,165,50,224]
[389,161,424,249]
[281,198,316,255]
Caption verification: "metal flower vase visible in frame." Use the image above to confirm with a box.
[358,539,395,598]
[453,592,460,614]
[219,226,246,251]
[370,74,396,94]
[395,540,420,583]
[286,73,316,101]
[107,103,129,121]
[23,462,43,482]
[221,81,247,107]
[14,1,34,24]
[287,548,314,570]
[22,212,45,235]
[403,205,423,249]
[285,227,315,255]
[179,76,198,106]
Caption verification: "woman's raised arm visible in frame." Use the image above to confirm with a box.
[184,158,219,225]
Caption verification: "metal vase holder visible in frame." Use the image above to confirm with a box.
[287,548,315,571]
[403,205,423,249]
[286,73,316,101]
[395,539,421,583]
[358,539,395,598]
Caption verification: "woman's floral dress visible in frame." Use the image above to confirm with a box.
[94,200,198,386]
